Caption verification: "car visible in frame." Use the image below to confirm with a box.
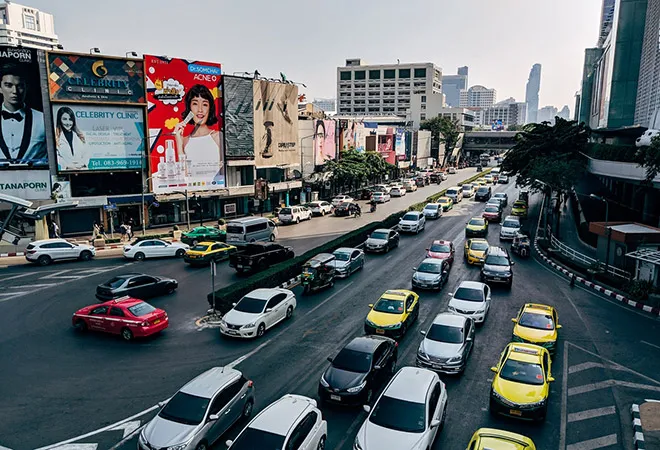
[440,171,448,181]
[484,174,495,184]
[96,273,178,300]
[492,192,508,207]
[278,206,313,224]
[184,241,237,266]
[466,428,537,450]
[354,367,447,450]
[465,217,488,238]
[372,191,391,203]
[416,313,475,374]
[511,303,561,355]
[447,281,491,325]
[331,195,353,207]
[181,226,227,246]
[415,177,426,187]
[403,180,418,192]
[374,184,391,194]
[461,184,476,198]
[489,343,554,421]
[498,174,510,184]
[226,395,327,450]
[390,186,407,197]
[481,246,514,288]
[319,335,398,406]
[364,289,419,339]
[422,203,442,219]
[487,198,505,211]
[448,166,457,174]
[412,258,450,291]
[72,297,168,341]
[429,173,441,184]
[220,288,296,339]
[389,182,404,191]
[359,188,375,200]
[482,205,502,223]
[499,216,522,240]
[474,186,492,201]
[475,178,486,186]
[464,238,489,265]
[365,228,399,253]
[445,186,463,203]
[333,202,355,217]
[437,196,453,212]
[398,211,426,234]
[330,247,365,278]
[139,367,255,450]
[229,242,294,274]
[511,200,528,218]
[427,240,455,264]
[123,239,190,261]
[25,238,95,266]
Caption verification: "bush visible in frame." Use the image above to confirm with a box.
[624,279,653,301]
[585,143,638,162]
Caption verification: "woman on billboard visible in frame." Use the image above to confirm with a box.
[55,106,87,171]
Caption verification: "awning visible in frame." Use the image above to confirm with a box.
[108,194,153,205]
[626,248,660,265]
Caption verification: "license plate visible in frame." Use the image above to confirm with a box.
[237,265,244,268]
[330,395,341,401]
[153,319,161,324]
[494,277,501,281]
[376,329,385,335]
[509,409,522,416]
[225,329,238,335]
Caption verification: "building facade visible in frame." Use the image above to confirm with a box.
[634,0,660,128]
[459,85,497,108]
[536,106,559,124]
[525,63,542,124]
[473,101,527,129]
[0,1,58,50]
[441,66,468,107]
[409,92,475,129]
[312,98,336,113]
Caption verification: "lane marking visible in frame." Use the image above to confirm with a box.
[641,340,660,351]
[0,272,36,282]
[227,341,271,368]
[0,445,15,450]
[565,434,618,450]
[48,445,98,450]
[559,340,569,450]
[9,283,56,289]
[107,425,144,450]
[569,380,660,396]
[109,420,140,438]
[567,406,616,423]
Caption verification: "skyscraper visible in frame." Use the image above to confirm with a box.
[441,66,468,107]
[635,0,660,128]
[525,64,542,124]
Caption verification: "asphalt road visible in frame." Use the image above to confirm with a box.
[2,179,660,450]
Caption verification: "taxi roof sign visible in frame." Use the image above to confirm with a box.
[511,346,540,356]
[526,303,552,311]
[384,290,407,296]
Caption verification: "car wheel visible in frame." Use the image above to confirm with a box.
[360,260,364,270]
[74,319,87,332]
[134,252,145,261]
[320,210,325,216]
[79,250,93,261]
[37,255,52,266]
[317,435,326,450]
[286,305,294,319]
[256,323,266,338]
[195,443,207,450]
[121,328,133,341]
[167,284,176,294]
[192,239,198,246]
[242,400,254,419]
[269,234,276,242]
[175,249,185,257]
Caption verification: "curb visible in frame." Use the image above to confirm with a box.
[632,404,646,450]
[279,275,301,289]
[0,251,25,257]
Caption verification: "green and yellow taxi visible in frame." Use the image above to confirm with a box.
[183,241,237,266]
[483,174,495,184]
[181,226,227,246]
[465,217,488,238]
[364,289,419,339]
[490,343,554,421]
[466,428,536,450]
[476,179,487,186]
[511,200,528,218]
[437,196,454,212]
[464,238,489,265]
[512,304,561,355]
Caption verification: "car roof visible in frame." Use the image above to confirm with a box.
[447,186,460,190]
[503,215,520,222]
[244,288,283,300]
[334,247,358,253]
[424,203,440,207]
[487,246,509,257]
[381,289,412,299]
[344,335,393,353]
[469,217,485,221]
[419,258,444,266]
[432,312,467,327]
[505,343,545,363]
[179,367,242,399]
[249,395,316,436]
[469,238,488,244]
[402,211,421,216]
[457,280,486,290]
[493,192,507,196]
[34,238,70,245]
[523,303,556,314]
[112,273,144,279]
[100,296,144,307]
[383,367,437,403]
[373,228,392,233]
[432,239,451,245]
[196,241,217,246]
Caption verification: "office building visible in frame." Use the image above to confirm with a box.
[472,99,527,129]
[337,58,442,116]
[537,106,559,124]
[441,66,468,107]
[558,105,571,120]
[459,85,497,108]
[525,63,542,123]
[598,0,617,47]
[312,98,336,113]
[409,92,475,129]
[0,1,59,50]
[635,0,660,128]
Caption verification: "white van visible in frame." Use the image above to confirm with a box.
[226,217,278,244]
[445,186,463,203]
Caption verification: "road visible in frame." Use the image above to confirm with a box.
[1,177,660,450]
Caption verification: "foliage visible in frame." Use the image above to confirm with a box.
[585,142,637,162]
[323,150,394,187]
[635,135,660,182]
[420,116,461,167]
[624,279,654,301]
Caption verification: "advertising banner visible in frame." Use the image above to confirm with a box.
[145,55,225,194]
[395,128,406,160]
[0,47,47,169]
[47,53,145,104]
[313,119,336,163]
[342,121,365,152]
[0,170,50,200]
[53,104,144,172]
[224,76,254,159]
[253,80,299,168]
[377,128,396,164]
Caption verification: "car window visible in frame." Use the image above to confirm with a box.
[427,324,463,343]
[406,295,415,311]
[267,293,287,309]
[369,395,426,433]
[499,359,545,385]
[234,297,267,314]
[127,302,156,317]
[519,312,555,330]
[128,276,152,287]
[91,306,109,315]
[372,343,386,366]
[470,241,488,251]
[103,277,127,289]
[427,383,441,425]
[158,392,210,426]
[57,242,74,249]
[543,352,550,374]
[453,287,483,302]
[351,250,360,259]
[152,241,167,247]
[109,307,125,317]
[209,379,243,414]
[485,255,510,266]
[469,442,477,450]
[286,411,318,450]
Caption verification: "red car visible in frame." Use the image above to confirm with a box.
[426,240,455,265]
[72,297,168,341]
[482,205,503,223]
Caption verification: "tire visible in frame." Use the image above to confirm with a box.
[317,435,326,450]
[121,327,133,341]
[134,252,145,261]
[74,319,88,332]
[167,284,176,294]
[359,260,365,271]
[286,305,294,319]
[242,400,254,419]
[303,284,311,294]
[296,217,300,224]
[79,250,93,261]
[269,234,276,242]
[37,255,52,266]
[320,210,325,216]
[366,389,374,404]
[195,443,207,450]
[175,249,185,257]
[256,323,266,338]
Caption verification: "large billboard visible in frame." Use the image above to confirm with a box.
[145,55,225,194]
[395,128,406,160]
[342,121,365,152]
[53,104,144,172]
[47,53,145,104]
[313,119,336,163]
[224,76,254,159]
[0,170,50,200]
[0,47,47,168]
[377,128,396,164]
[253,80,299,168]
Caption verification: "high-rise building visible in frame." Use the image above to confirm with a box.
[312,98,336,113]
[598,0,617,47]
[537,106,559,124]
[472,99,527,128]
[525,64,542,124]
[337,58,442,116]
[441,66,468,107]
[635,0,660,128]
[558,105,571,120]
[0,1,59,50]
[459,85,496,108]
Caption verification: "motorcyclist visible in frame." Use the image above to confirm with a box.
[353,203,362,218]
[369,199,377,212]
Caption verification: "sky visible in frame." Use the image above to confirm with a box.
[28,0,603,112]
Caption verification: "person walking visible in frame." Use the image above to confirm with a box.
[50,221,60,238]
[126,223,133,240]
[120,222,127,242]
[99,223,108,240]
[90,222,100,244]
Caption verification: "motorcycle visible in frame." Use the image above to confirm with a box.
[369,201,377,213]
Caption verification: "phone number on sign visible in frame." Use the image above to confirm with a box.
[88,158,141,169]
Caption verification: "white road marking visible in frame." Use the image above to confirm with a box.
[0,445,14,450]
[49,445,98,450]
[109,420,141,438]
[568,361,630,374]
[227,341,271,368]
[0,272,36,282]
[641,340,660,351]
[9,283,56,289]
[567,406,616,423]
[107,425,145,450]
[569,380,660,396]
[565,434,618,450]
[559,340,569,450]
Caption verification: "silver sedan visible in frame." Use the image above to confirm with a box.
[416,312,475,375]
[331,247,365,278]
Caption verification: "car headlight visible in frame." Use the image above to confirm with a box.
[476,308,486,313]
[365,319,378,328]
[347,380,367,393]
[383,322,402,329]
[524,398,547,409]
[138,431,147,445]
[354,439,364,450]
[242,322,257,329]
[320,375,329,388]
[167,442,191,450]
[417,349,429,360]
[446,355,462,364]
[220,320,227,327]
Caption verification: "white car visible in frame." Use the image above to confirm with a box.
[25,238,96,266]
[390,187,407,197]
[403,180,417,192]
[355,367,447,450]
[398,211,426,234]
[220,288,296,339]
[227,394,327,450]
[422,203,442,219]
[306,201,333,216]
[123,239,189,261]
[278,206,313,224]
[499,216,522,240]
[447,281,491,325]
[374,184,391,194]
[445,187,463,203]
[440,172,448,181]
[448,167,457,174]
[332,195,353,207]
[372,192,391,203]
[461,184,475,198]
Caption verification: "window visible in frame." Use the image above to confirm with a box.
[246,222,268,233]
[158,392,210,426]
[421,96,426,103]
[152,241,167,247]
[399,68,411,78]
[369,69,381,80]
[267,293,286,309]
[286,412,318,450]
[384,69,396,79]
[209,379,243,414]
[427,383,441,425]
[354,70,366,80]
[91,306,109,315]
[420,114,426,120]
[372,343,386,367]
[56,242,73,248]
[109,307,125,317]
[23,14,36,30]
[340,71,351,81]
[405,295,415,311]
[414,68,427,78]
[128,276,154,287]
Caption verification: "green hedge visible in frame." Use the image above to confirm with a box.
[585,142,638,162]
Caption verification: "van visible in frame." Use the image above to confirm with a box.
[445,186,463,203]
[278,206,312,224]
[226,217,278,244]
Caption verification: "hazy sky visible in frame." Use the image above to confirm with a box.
[29,0,602,111]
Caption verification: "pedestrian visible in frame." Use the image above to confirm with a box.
[126,223,133,240]
[99,223,108,240]
[119,222,127,242]
[90,222,100,244]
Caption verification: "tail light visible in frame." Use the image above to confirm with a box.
[247,380,254,388]
[27,250,36,254]
[394,341,399,348]
[140,320,149,326]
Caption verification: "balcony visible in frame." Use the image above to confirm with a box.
[586,156,660,184]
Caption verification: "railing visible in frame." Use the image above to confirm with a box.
[549,234,631,280]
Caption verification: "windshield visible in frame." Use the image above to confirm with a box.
[279,208,292,214]
[430,243,450,253]
[519,312,555,330]
[369,395,426,433]
[333,252,350,261]
[234,296,267,314]
[477,187,489,193]
[494,194,505,199]
[499,359,545,385]
[485,255,509,266]
[447,189,458,195]
[424,205,438,210]
[454,287,483,302]
[191,244,210,252]
[514,202,526,208]
[484,207,499,213]
[226,225,244,235]
[502,220,520,228]
[103,277,126,289]
[371,232,389,240]
[402,213,418,221]
[469,219,485,226]
[224,428,286,450]
[427,324,463,343]
[127,302,156,317]
[373,299,404,314]
[332,348,372,373]
[158,392,209,426]
[439,198,450,204]
[417,262,442,274]
[470,241,489,251]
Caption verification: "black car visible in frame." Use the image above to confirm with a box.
[334,202,358,217]
[96,273,178,300]
[429,173,441,184]
[475,186,492,201]
[319,335,398,406]
[359,188,374,200]
[481,246,514,288]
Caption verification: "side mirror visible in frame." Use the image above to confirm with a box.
[412,267,417,271]
[548,376,555,382]
[265,308,273,313]
[443,270,448,276]
[368,304,374,308]
[557,324,562,329]
[363,405,371,413]
[327,356,333,363]
[374,365,382,370]
[420,330,427,336]
[448,293,453,297]
[511,261,516,265]
[466,336,473,342]
[430,419,441,429]
[490,366,498,373]
[511,318,517,323]
[226,440,233,448]
[209,414,219,421]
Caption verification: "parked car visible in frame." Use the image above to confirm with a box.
[278,206,313,224]
[412,258,450,291]
[181,226,226,246]
[390,186,407,197]
[416,312,475,374]
[499,216,522,240]
[184,242,238,266]
[96,273,178,300]
[422,203,442,219]
[398,211,426,234]
[331,195,353,207]
[445,186,463,203]
[305,201,333,216]
[372,191,391,203]
[475,186,492,201]
[365,228,399,253]
[427,240,455,264]
[481,246,514,288]
[228,242,294,274]
[123,239,190,261]
[220,288,296,339]
[492,192,508,207]
[330,247,365,278]
[448,280,492,325]
[334,202,358,216]
[25,238,95,266]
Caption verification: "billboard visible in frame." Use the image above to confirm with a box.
[342,121,365,152]
[377,128,396,164]
[395,128,406,160]
[253,80,299,168]
[47,53,145,104]
[313,119,336,163]
[0,47,47,168]
[0,170,50,200]
[145,55,225,194]
[53,104,145,172]
[224,76,254,159]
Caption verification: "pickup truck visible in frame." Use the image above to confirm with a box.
[228,242,295,274]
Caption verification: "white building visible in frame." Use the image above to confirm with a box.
[537,105,559,124]
[337,58,442,117]
[312,98,336,114]
[0,1,59,50]
[472,99,527,129]
[409,92,475,130]
[459,85,497,108]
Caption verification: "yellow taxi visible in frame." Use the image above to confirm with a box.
[464,238,489,265]
[490,343,554,421]
[465,217,488,238]
[476,178,487,186]
[364,289,419,339]
[484,174,495,184]
[512,304,561,355]
[466,428,537,450]
[437,196,454,212]
[183,241,237,266]
[511,200,528,218]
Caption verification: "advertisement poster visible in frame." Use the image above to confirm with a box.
[145,55,225,194]
[395,128,406,160]
[313,119,336,163]
[0,170,50,200]
[253,80,299,168]
[377,128,396,164]
[47,53,145,104]
[0,47,47,168]
[342,121,365,152]
[53,104,144,172]
[223,76,254,159]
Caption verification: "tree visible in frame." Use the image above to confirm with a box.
[323,150,393,193]
[635,134,660,183]
[420,116,461,167]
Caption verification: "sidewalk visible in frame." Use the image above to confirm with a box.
[556,194,597,260]
[633,401,660,450]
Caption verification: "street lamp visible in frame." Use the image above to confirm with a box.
[89,47,101,54]
[590,194,611,273]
